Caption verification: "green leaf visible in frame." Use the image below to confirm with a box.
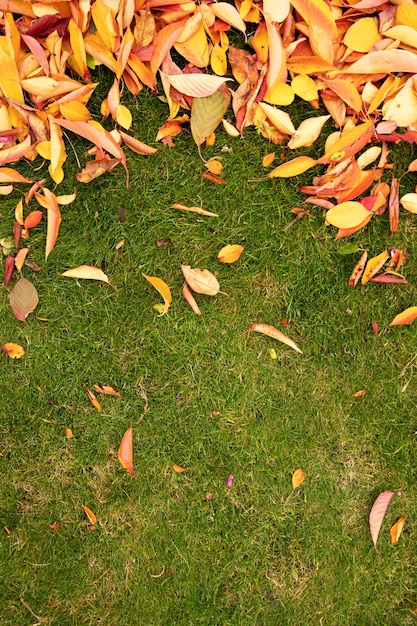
[337,243,360,255]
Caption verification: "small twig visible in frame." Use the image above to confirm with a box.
[399,352,417,378]
[137,381,149,423]
[20,597,46,623]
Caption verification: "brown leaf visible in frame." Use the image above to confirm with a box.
[181,265,220,296]
[9,276,39,322]
[202,171,226,184]
[244,323,302,354]
[348,251,367,287]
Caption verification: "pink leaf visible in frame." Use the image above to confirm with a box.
[118,426,135,474]
[369,490,395,550]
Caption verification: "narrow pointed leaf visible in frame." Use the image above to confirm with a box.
[268,156,317,178]
[361,250,390,285]
[390,306,417,326]
[369,490,395,550]
[86,387,103,411]
[348,251,368,287]
[170,203,218,217]
[118,425,134,474]
[182,282,201,316]
[9,277,39,322]
[390,516,407,545]
[244,323,302,354]
[82,505,97,525]
[142,273,172,316]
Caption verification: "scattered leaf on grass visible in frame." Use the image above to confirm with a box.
[205,159,223,175]
[372,320,379,337]
[389,306,417,326]
[170,202,218,217]
[182,282,201,316]
[118,425,134,474]
[244,323,302,354]
[369,490,395,550]
[142,273,172,316]
[361,250,389,285]
[353,389,366,398]
[14,248,29,273]
[9,276,39,322]
[292,468,306,489]
[93,384,120,397]
[82,505,97,525]
[61,265,110,284]
[173,464,186,473]
[1,342,25,358]
[86,387,102,412]
[262,152,275,167]
[181,265,220,296]
[217,244,244,263]
[202,171,226,184]
[390,516,407,545]
[66,428,73,439]
[348,251,368,287]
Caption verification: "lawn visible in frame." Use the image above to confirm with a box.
[1,75,417,625]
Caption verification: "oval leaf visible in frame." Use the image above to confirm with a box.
[181,265,220,295]
[163,73,231,98]
[292,467,306,489]
[142,273,172,316]
[217,244,244,264]
[268,156,317,178]
[61,265,109,283]
[390,306,417,326]
[400,193,417,214]
[9,276,39,322]
[369,490,395,550]
[244,323,302,354]
[191,89,230,147]
[326,202,371,229]
[1,342,25,358]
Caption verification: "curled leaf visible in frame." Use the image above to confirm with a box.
[170,203,218,217]
[181,265,220,296]
[61,265,110,284]
[244,323,302,354]
[390,516,407,545]
[86,386,102,412]
[348,251,368,287]
[361,250,389,286]
[182,282,201,316]
[369,490,395,550]
[142,273,172,316]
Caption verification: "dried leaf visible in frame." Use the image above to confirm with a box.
[182,282,201,316]
[353,389,366,398]
[369,490,395,550]
[118,425,134,474]
[217,244,244,264]
[170,203,218,217]
[181,265,220,296]
[348,251,368,287]
[400,193,417,214]
[292,468,306,489]
[9,277,39,322]
[66,428,74,439]
[372,320,379,337]
[142,273,172,316]
[24,210,43,230]
[202,171,227,184]
[173,464,187,473]
[390,516,407,545]
[205,159,223,175]
[93,384,120,397]
[1,342,25,358]
[390,306,417,326]
[244,323,302,354]
[162,73,231,98]
[61,265,110,284]
[361,250,390,285]
[82,505,97,525]
[262,153,275,168]
[86,386,103,411]
[268,156,317,178]
[14,248,30,273]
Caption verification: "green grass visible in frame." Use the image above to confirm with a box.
[1,79,417,625]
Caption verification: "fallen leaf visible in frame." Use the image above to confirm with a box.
[353,389,366,398]
[93,384,120,397]
[82,505,97,525]
[326,202,371,229]
[244,323,302,354]
[369,490,395,550]
[173,464,186,473]
[390,306,417,326]
[262,153,275,167]
[1,342,25,358]
[181,265,220,296]
[66,428,73,439]
[217,244,244,263]
[348,251,368,287]
[9,277,39,322]
[86,387,102,411]
[182,282,201,316]
[205,159,223,175]
[170,203,218,217]
[61,265,111,285]
[268,156,317,178]
[372,320,379,337]
[202,171,227,184]
[118,425,134,474]
[142,273,172,316]
[361,250,389,285]
[390,516,407,545]
[292,468,306,489]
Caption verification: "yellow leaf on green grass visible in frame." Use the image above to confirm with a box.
[400,193,417,214]
[390,516,407,545]
[217,244,244,264]
[292,468,306,489]
[170,203,218,217]
[61,265,110,283]
[142,273,172,316]
[361,250,389,285]
[82,505,97,525]
[325,202,371,229]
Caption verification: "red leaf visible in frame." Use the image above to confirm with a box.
[369,490,395,550]
[9,276,39,322]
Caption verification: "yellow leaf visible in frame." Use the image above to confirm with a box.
[361,250,389,285]
[211,43,227,76]
[222,118,240,137]
[348,251,368,287]
[325,202,371,229]
[258,102,295,135]
[343,17,382,53]
[291,0,337,64]
[390,516,407,545]
[292,468,306,489]
[211,2,246,33]
[181,265,220,296]
[142,273,172,316]
[268,156,317,178]
[263,82,295,107]
[244,323,302,354]
[1,342,25,359]
[59,101,91,122]
[86,386,103,411]
[390,306,417,326]
[115,104,132,130]
[287,115,330,150]
[217,244,244,263]
[205,159,223,175]
[82,505,97,525]
[291,75,318,101]
[170,203,218,217]
[400,193,417,213]
[61,265,110,284]
[262,153,275,167]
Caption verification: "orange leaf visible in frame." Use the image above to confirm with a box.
[268,156,317,178]
[118,425,135,474]
[86,387,103,412]
[24,210,43,230]
[390,306,417,326]
[93,384,120,397]
[173,464,187,473]
[217,244,244,263]
[292,467,306,489]
[353,389,366,398]
[205,159,223,175]
[82,505,97,525]
[390,516,407,545]
[369,490,395,550]
[244,323,302,354]
[182,282,201,316]
[66,428,74,439]
[262,153,275,167]
[1,342,25,358]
